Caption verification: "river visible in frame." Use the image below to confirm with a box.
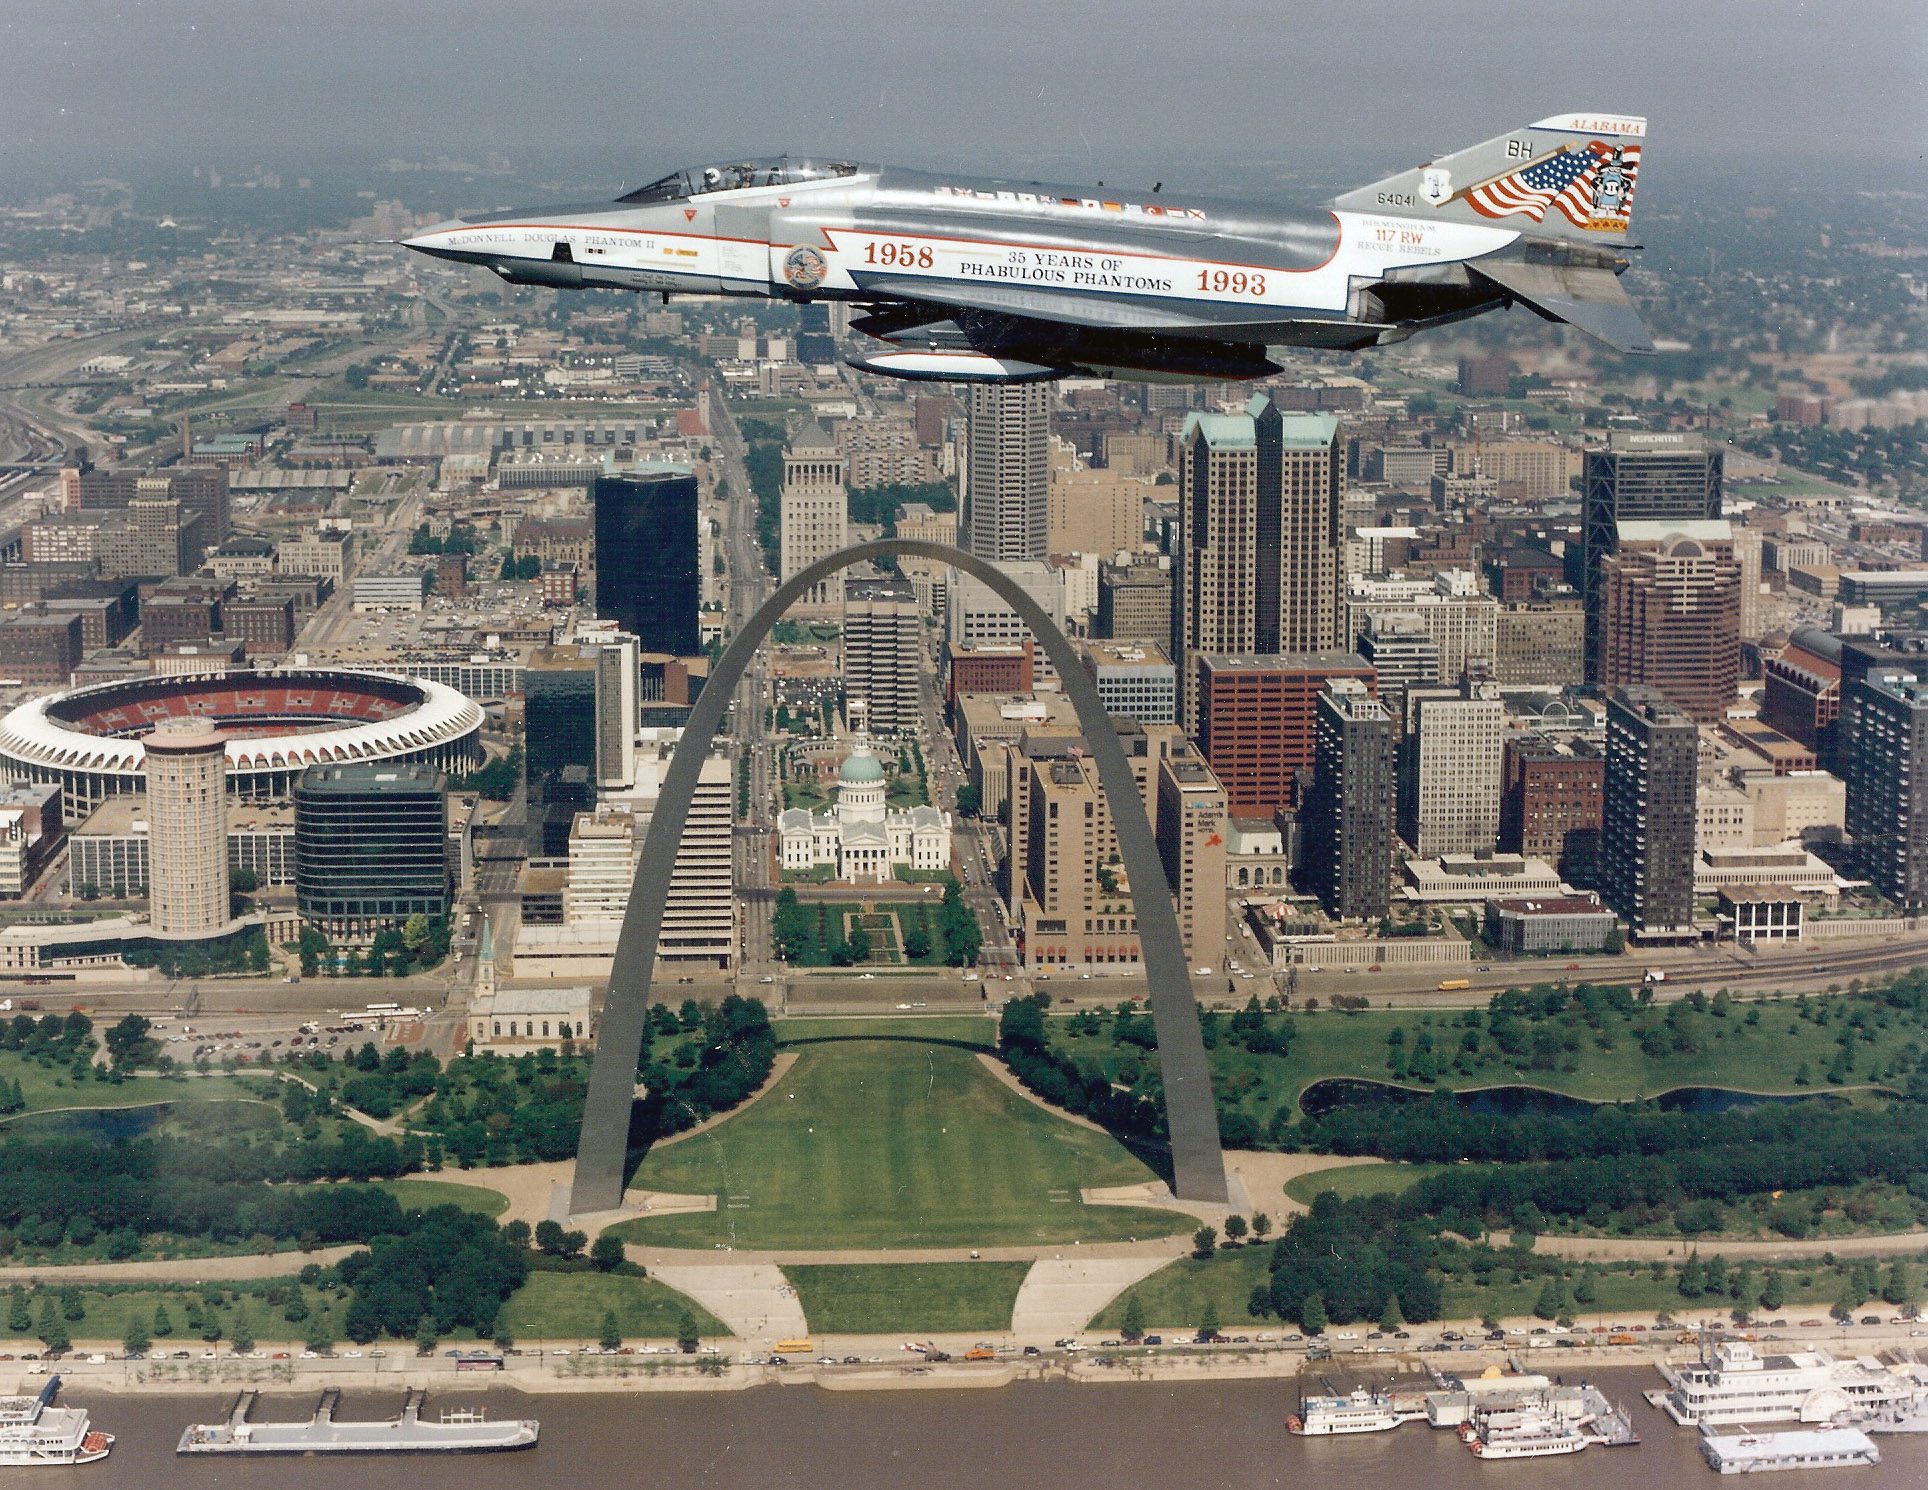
[10,1371,1925,1488]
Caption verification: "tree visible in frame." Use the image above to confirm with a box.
[229,1305,255,1354]
[1379,1293,1405,1332]
[1198,1301,1220,1340]
[1191,1225,1218,1260]
[414,1314,440,1355]
[305,1320,336,1354]
[590,1233,626,1272]
[1223,1214,1248,1246]
[676,1308,701,1354]
[1883,1259,1919,1308]
[1534,1278,1568,1320]
[37,1297,69,1354]
[535,1219,566,1256]
[1251,1213,1272,1242]
[5,1288,28,1335]
[152,1302,174,1339]
[1677,1254,1707,1299]
[1573,1268,1598,1304]
[954,783,982,817]
[122,1321,151,1356]
[60,1288,84,1323]
[1300,1293,1328,1335]
[1760,1270,1787,1312]
[599,1310,622,1352]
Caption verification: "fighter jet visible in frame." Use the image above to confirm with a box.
[403,112,1654,383]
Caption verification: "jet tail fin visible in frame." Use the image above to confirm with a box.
[1333,113,1647,247]
[1472,253,1655,355]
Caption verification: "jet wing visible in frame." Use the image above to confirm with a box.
[1470,257,1655,356]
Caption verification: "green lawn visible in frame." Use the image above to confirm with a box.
[609,1040,1183,1249]
[0,1053,270,1116]
[0,1282,350,1348]
[493,1272,727,1342]
[1090,1249,1272,1332]
[1054,985,1927,1128]
[1282,1163,1453,1207]
[361,1178,508,1217]
[785,1263,1029,1334]
[776,1017,995,1048]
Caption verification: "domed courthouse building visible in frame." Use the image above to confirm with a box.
[778,737,950,883]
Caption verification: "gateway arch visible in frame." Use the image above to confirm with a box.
[569,539,1227,1213]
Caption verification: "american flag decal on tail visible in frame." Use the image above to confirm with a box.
[1464,141,1640,231]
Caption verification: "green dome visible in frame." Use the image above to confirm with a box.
[839,747,884,784]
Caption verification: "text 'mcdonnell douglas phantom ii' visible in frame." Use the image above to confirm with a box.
[403,112,1655,384]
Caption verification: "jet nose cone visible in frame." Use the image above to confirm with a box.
[401,219,469,257]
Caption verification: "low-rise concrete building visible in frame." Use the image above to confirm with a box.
[1484,894,1618,954]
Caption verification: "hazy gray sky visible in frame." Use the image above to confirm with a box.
[2,0,1922,183]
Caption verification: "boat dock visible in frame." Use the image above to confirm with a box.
[177,1388,538,1455]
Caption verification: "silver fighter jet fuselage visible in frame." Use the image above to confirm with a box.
[403,112,1655,383]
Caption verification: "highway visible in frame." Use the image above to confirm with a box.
[710,391,778,982]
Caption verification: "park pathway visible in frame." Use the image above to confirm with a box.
[0,1245,358,1284]
[1525,1229,1928,1262]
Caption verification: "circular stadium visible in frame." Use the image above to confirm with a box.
[0,669,484,816]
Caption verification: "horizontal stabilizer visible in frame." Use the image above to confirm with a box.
[1472,258,1655,355]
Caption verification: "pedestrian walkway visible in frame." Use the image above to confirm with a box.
[1011,1257,1172,1338]
[649,1264,807,1341]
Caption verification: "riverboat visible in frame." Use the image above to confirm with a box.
[1657,1340,1915,1427]
[1288,1388,1413,1435]
[0,1379,112,1466]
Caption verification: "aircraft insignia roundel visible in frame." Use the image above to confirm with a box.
[783,246,828,290]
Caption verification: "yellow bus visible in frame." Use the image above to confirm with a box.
[1436,978,1471,991]
[772,1339,814,1354]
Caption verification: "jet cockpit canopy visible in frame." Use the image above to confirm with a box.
[617,158,858,204]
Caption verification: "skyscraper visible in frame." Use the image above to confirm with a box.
[1195,651,1375,815]
[1582,432,1722,682]
[142,717,229,937]
[1298,679,1394,921]
[592,466,699,655]
[293,765,452,940]
[843,576,921,736]
[964,384,1049,562]
[1602,685,1699,940]
[523,646,600,857]
[1175,398,1343,732]
[778,422,849,611]
[1844,669,1928,908]
[1599,521,1743,721]
[1399,678,1503,857]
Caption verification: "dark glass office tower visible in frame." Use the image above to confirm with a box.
[1581,432,1722,683]
[593,467,699,655]
[293,765,450,939]
[523,646,600,858]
